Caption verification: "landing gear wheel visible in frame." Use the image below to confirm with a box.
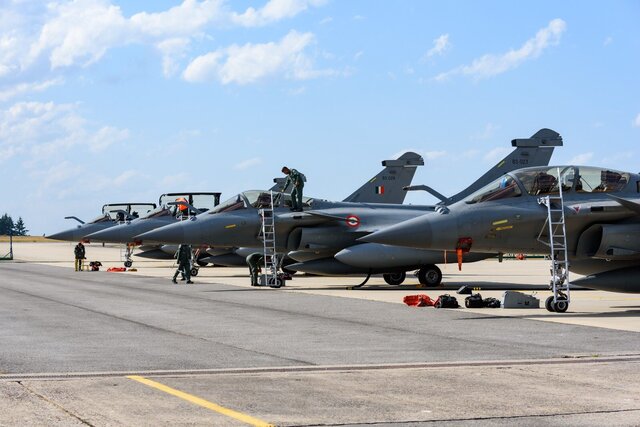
[268,277,283,288]
[124,260,133,268]
[383,272,406,286]
[554,296,569,313]
[545,296,556,312]
[418,265,442,286]
[190,267,199,277]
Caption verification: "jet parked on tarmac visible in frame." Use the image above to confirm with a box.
[47,203,157,242]
[137,129,562,286]
[137,152,426,271]
[363,163,640,307]
[85,193,221,267]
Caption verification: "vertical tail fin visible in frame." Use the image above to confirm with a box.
[447,128,563,204]
[343,152,425,204]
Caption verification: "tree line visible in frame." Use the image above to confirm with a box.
[0,213,28,236]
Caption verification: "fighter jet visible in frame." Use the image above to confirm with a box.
[363,163,640,308]
[138,152,425,269]
[85,192,221,266]
[47,203,156,242]
[137,129,562,286]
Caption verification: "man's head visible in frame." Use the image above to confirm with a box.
[282,166,290,175]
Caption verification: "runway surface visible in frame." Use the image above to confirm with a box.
[2,257,640,426]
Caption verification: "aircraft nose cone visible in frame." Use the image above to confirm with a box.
[47,228,80,241]
[360,215,433,249]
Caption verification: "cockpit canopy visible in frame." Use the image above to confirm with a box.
[465,166,631,204]
[97,203,156,222]
[139,192,222,220]
[209,191,314,214]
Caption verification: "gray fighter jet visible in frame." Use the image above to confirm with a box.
[136,129,562,286]
[363,164,640,307]
[85,193,220,266]
[47,203,156,242]
[194,153,427,268]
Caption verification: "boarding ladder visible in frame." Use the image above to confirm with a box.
[537,168,570,311]
[259,191,281,287]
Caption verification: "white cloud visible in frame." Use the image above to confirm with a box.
[234,157,262,170]
[232,0,326,27]
[472,123,500,140]
[633,113,640,128]
[0,101,129,163]
[484,147,511,163]
[183,30,333,84]
[0,78,64,103]
[424,150,447,160]
[568,152,594,165]
[88,126,130,152]
[435,18,566,82]
[603,36,613,47]
[425,34,450,59]
[28,0,131,69]
[156,37,191,77]
[112,170,140,187]
[4,0,328,78]
[319,16,333,25]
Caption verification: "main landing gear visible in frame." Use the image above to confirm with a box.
[545,292,569,313]
[417,264,442,286]
[381,264,443,287]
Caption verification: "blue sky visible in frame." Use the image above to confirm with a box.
[1,0,639,235]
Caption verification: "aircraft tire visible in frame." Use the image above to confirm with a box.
[418,265,442,286]
[124,260,133,268]
[269,277,283,288]
[554,297,569,313]
[383,272,406,286]
[190,267,199,277]
[545,296,556,312]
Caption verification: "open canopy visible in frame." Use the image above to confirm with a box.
[465,166,631,204]
[208,191,314,214]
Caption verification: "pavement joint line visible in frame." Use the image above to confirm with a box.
[3,354,640,381]
[18,381,95,426]
[290,408,640,426]
[127,375,274,427]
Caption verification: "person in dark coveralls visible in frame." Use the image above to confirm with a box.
[282,166,305,212]
[74,242,86,271]
[246,252,264,286]
[172,244,193,284]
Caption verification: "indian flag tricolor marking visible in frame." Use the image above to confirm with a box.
[375,185,385,194]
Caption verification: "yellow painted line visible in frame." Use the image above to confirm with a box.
[496,160,505,168]
[492,219,509,226]
[225,224,237,229]
[495,225,514,231]
[369,177,377,183]
[127,376,274,427]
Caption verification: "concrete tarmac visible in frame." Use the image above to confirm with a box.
[1,242,640,425]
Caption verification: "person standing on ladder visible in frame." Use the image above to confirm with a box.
[172,244,193,284]
[281,166,305,212]
[246,252,264,286]
[74,242,86,271]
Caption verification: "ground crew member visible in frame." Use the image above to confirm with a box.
[246,252,264,286]
[172,244,193,284]
[282,166,305,212]
[74,242,85,271]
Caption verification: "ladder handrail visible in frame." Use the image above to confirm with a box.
[537,167,571,304]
